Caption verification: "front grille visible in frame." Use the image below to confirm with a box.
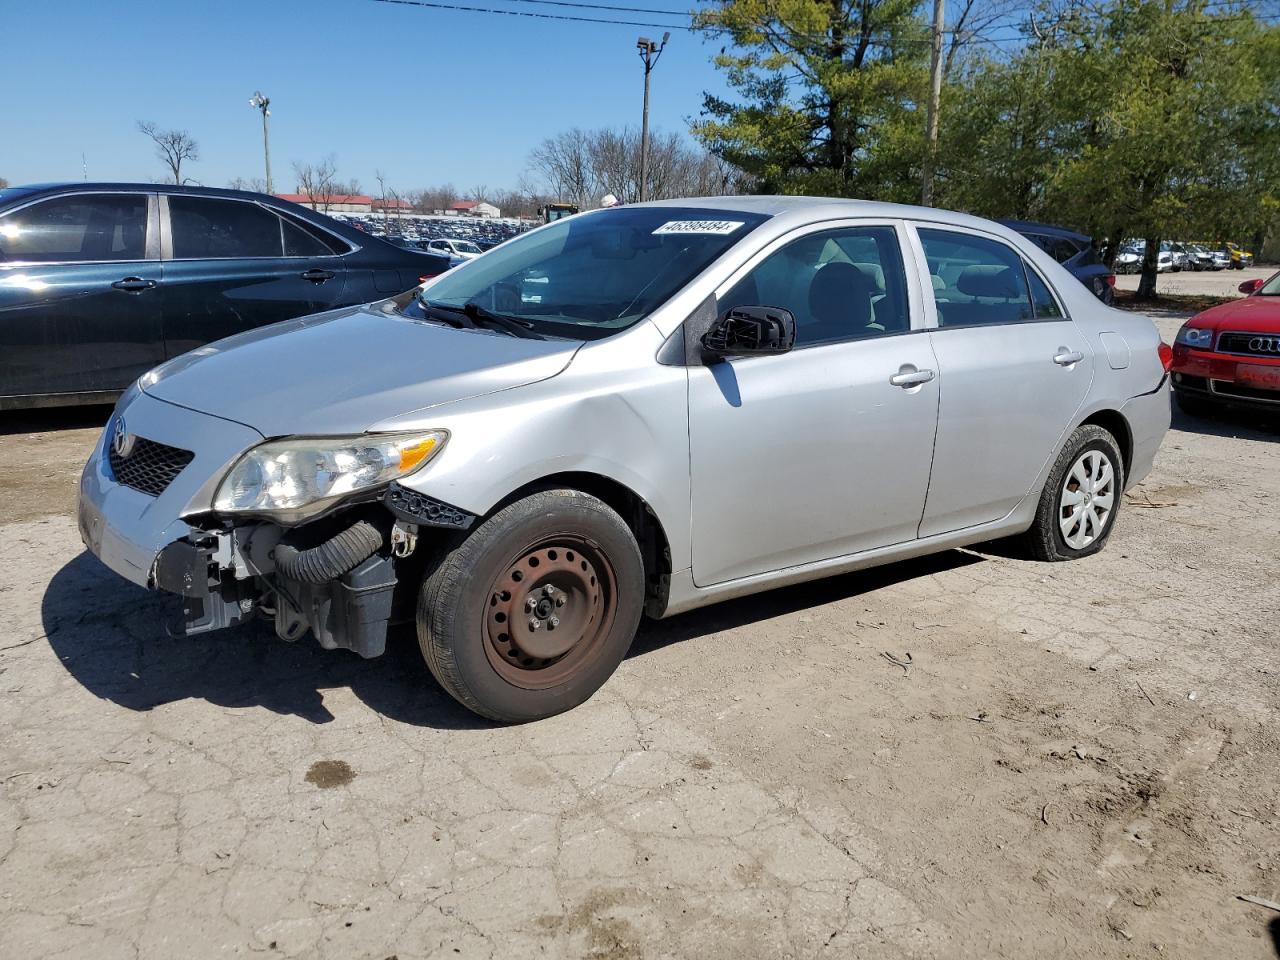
[1217,331,1280,357]
[108,436,195,497]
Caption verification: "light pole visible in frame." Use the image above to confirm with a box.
[249,91,273,194]
[636,32,669,203]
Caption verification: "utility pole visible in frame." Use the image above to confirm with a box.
[249,91,273,194]
[921,0,944,207]
[636,31,670,203]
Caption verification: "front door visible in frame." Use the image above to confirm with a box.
[159,194,347,357]
[0,191,163,398]
[912,225,1095,537]
[688,222,939,586]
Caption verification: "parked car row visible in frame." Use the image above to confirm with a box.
[1114,239,1252,274]
[1000,220,1116,304]
[0,183,452,408]
[333,213,533,252]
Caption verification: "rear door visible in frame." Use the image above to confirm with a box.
[159,194,348,357]
[0,190,163,398]
[910,225,1094,537]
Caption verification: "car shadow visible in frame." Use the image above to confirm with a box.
[1270,916,1280,958]
[43,548,983,728]
[1171,403,1280,441]
[0,404,113,436]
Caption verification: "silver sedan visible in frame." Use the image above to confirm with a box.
[79,197,1171,722]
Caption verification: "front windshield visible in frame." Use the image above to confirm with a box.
[402,206,768,340]
[1259,273,1280,296]
[454,241,482,254]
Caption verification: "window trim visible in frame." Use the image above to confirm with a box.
[906,221,1073,331]
[0,189,159,266]
[711,217,925,352]
[158,193,357,262]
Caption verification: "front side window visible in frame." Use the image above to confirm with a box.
[720,225,911,347]
[0,194,148,263]
[919,228,1036,328]
[404,206,768,340]
[169,196,284,259]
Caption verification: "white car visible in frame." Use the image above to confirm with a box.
[426,238,483,265]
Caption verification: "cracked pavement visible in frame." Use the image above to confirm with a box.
[1,317,1278,959]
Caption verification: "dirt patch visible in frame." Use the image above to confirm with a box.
[304,759,356,788]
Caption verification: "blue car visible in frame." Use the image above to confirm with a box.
[0,183,452,409]
[999,220,1116,305]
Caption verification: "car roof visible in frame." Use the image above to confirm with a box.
[996,218,1092,243]
[12,181,296,203]
[637,195,1038,239]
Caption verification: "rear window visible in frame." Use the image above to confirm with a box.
[170,196,282,259]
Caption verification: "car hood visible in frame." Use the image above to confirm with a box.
[1192,295,1280,334]
[141,304,582,437]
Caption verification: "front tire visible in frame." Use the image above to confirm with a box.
[1025,425,1124,562]
[418,488,645,723]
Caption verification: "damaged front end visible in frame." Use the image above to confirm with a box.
[155,485,477,658]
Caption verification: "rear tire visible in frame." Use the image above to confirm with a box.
[1025,425,1124,562]
[417,488,644,723]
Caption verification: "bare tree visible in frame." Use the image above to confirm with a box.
[226,176,268,192]
[0,176,8,189]
[293,156,339,211]
[137,121,199,184]
[468,184,489,204]
[529,128,597,207]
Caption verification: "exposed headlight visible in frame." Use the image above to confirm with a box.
[1175,325,1214,349]
[214,431,447,522]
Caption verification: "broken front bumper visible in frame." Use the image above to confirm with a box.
[78,386,265,588]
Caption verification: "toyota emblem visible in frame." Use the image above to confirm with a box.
[112,418,136,459]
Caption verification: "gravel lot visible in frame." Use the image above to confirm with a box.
[1,313,1278,960]
[1114,264,1273,298]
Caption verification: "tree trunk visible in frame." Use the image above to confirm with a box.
[1136,236,1161,301]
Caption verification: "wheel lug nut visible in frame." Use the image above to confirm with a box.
[525,598,537,611]
[543,585,555,597]
[549,617,560,627]
[528,618,541,630]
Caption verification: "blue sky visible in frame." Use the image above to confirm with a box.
[0,0,726,195]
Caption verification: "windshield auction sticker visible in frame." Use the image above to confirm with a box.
[652,220,745,235]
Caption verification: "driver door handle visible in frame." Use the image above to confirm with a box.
[301,268,336,283]
[110,277,157,293]
[889,367,936,388]
[1053,349,1084,366]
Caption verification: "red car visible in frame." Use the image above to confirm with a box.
[1171,273,1280,416]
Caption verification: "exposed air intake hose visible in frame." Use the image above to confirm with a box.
[273,521,384,584]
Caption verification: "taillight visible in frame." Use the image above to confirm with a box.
[1105,274,1116,287]
[1158,341,1173,372]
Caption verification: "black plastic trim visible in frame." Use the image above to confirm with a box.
[385,484,477,529]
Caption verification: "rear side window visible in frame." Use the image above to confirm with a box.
[0,194,148,262]
[919,228,1033,328]
[169,196,283,259]
[1026,267,1064,319]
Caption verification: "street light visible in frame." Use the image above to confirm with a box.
[248,91,273,194]
[636,31,670,203]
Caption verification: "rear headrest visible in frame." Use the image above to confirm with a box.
[956,265,1022,300]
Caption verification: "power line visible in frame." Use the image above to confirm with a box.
[369,0,701,30]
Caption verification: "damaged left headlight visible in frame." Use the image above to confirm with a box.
[213,431,448,522]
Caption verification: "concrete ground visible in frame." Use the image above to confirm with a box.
[1113,264,1273,298]
[1,315,1279,959]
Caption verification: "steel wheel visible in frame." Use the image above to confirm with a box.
[482,537,618,690]
[1059,449,1115,550]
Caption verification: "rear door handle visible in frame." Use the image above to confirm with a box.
[889,366,936,388]
[301,268,336,283]
[1053,349,1084,366]
[111,277,157,293]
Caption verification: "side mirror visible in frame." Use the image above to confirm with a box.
[1239,277,1264,295]
[701,306,796,360]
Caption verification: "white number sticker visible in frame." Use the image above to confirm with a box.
[652,220,745,236]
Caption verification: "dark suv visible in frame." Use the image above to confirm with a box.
[999,219,1116,305]
[0,183,452,409]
